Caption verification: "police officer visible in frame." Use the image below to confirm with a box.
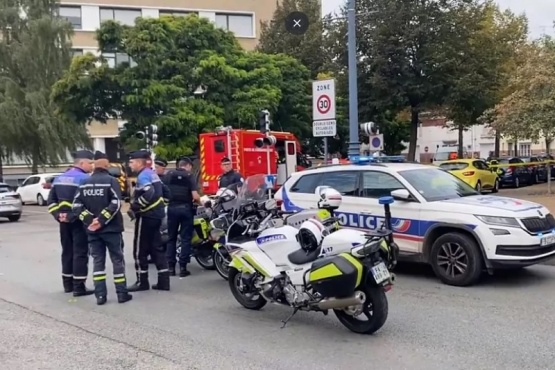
[163,157,200,277]
[72,151,132,305]
[47,150,94,296]
[127,150,170,292]
[149,158,170,263]
[218,157,243,188]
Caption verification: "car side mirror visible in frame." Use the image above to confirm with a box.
[391,189,413,202]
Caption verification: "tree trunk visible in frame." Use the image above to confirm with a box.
[458,123,464,158]
[494,130,500,157]
[513,141,518,157]
[408,107,419,162]
[31,148,40,174]
[0,147,4,182]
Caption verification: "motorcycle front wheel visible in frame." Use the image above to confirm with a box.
[228,268,267,310]
[214,249,230,280]
[334,284,388,334]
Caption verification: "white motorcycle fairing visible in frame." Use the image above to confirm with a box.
[231,226,371,286]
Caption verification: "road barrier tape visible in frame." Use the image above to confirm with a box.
[486,160,555,169]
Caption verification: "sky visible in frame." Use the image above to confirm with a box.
[321,0,555,39]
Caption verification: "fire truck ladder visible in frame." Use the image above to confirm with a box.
[216,126,241,171]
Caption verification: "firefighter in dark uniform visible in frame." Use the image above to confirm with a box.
[163,157,200,276]
[47,150,95,296]
[126,150,170,292]
[218,157,244,188]
[72,151,132,305]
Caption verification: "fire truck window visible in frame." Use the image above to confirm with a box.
[214,140,225,153]
[287,142,295,155]
[290,174,322,193]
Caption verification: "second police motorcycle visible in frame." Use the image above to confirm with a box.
[223,175,399,334]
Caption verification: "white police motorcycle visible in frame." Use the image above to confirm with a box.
[225,177,399,334]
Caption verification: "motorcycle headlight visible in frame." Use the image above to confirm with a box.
[474,215,520,228]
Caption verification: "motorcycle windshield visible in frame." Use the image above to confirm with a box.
[232,174,268,214]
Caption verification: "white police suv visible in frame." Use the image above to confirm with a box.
[274,160,555,286]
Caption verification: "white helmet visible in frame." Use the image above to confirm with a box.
[317,187,342,209]
[297,218,329,253]
[200,195,211,206]
[216,187,236,202]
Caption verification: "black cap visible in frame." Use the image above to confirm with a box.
[154,158,168,167]
[94,151,108,160]
[178,156,193,166]
[72,150,94,160]
[221,157,231,164]
[128,150,150,160]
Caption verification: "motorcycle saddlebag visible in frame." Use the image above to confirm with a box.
[308,253,363,298]
[192,217,209,244]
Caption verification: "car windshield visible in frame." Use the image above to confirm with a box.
[434,152,452,161]
[520,157,531,162]
[233,174,268,213]
[498,158,510,164]
[439,162,469,171]
[399,168,478,201]
[0,185,12,193]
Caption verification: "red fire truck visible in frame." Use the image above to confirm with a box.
[199,127,310,195]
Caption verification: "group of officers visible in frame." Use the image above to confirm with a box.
[47,149,242,306]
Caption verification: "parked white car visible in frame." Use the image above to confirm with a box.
[0,182,22,222]
[274,161,555,286]
[16,173,61,206]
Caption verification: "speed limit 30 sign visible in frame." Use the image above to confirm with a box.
[312,79,335,121]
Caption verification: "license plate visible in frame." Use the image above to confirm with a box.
[540,234,555,246]
[370,262,390,284]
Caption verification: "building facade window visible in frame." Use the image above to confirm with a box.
[159,10,197,17]
[103,52,137,68]
[519,143,531,156]
[71,49,84,57]
[215,13,253,37]
[99,8,141,26]
[59,6,82,29]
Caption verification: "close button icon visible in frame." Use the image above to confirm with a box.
[285,11,309,35]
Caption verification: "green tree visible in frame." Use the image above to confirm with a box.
[0,0,90,174]
[446,1,528,157]
[257,0,326,79]
[52,15,312,160]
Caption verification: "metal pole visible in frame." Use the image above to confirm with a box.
[323,137,328,164]
[347,0,360,157]
[266,146,272,198]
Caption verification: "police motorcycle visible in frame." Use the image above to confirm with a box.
[173,186,238,270]
[212,174,333,281]
[226,180,399,334]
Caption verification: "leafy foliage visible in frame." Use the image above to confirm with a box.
[0,0,90,173]
[52,15,311,160]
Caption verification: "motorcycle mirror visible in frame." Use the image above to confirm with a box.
[264,199,277,210]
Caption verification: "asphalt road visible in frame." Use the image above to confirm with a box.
[1,207,554,370]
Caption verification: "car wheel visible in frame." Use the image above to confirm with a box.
[8,215,20,222]
[514,177,520,188]
[36,194,46,206]
[492,179,499,193]
[475,181,482,193]
[429,232,483,287]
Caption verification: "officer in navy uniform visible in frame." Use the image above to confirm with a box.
[72,151,133,305]
[47,150,95,296]
[218,157,243,188]
[163,157,200,276]
[149,157,170,262]
[127,150,170,292]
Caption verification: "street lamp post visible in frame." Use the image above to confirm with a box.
[347,0,360,158]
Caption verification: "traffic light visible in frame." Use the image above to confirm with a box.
[360,121,378,135]
[135,131,146,140]
[146,124,158,147]
[254,135,276,148]
[259,109,270,134]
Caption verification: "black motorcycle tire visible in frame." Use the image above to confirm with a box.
[334,284,388,335]
[214,249,230,280]
[195,253,216,270]
[228,268,267,310]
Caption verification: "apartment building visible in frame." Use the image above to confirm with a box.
[59,0,276,158]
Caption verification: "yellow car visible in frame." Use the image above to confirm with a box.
[438,159,499,193]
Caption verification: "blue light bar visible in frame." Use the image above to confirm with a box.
[348,155,376,164]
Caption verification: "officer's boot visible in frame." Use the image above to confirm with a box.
[114,278,133,303]
[95,279,108,305]
[152,271,170,291]
[62,276,73,293]
[179,263,191,278]
[168,262,176,277]
[73,281,95,297]
[127,272,150,292]
[117,293,133,304]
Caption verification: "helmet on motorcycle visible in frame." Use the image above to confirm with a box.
[317,187,342,210]
[216,188,236,202]
[297,218,328,253]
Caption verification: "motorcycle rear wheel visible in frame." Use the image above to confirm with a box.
[195,253,215,270]
[334,284,388,334]
[214,250,230,280]
[228,268,267,310]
